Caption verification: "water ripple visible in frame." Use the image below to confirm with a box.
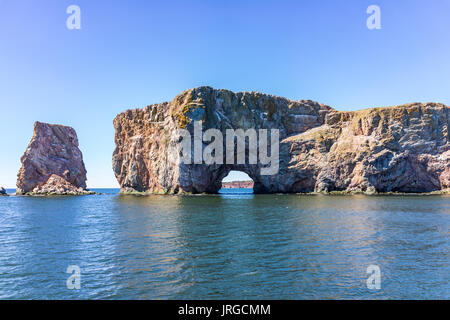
[0,190,448,299]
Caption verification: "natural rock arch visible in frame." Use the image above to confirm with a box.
[112,87,449,194]
[184,164,266,194]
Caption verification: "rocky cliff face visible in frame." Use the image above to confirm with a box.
[113,87,449,194]
[17,122,93,195]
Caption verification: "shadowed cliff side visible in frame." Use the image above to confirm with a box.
[112,86,449,194]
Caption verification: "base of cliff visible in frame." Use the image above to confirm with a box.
[17,190,96,196]
[118,188,450,196]
[16,174,95,196]
[302,188,450,196]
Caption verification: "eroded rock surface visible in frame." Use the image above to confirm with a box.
[113,86,449,194]
[17,122,92,195]
[29,174,94,195]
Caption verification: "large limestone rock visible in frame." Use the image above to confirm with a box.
[17,122,93,195]
[113,86,449,194]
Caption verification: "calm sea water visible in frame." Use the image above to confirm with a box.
[0,188,448,299]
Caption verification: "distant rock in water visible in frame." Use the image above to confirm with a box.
[113,86,449,194]
[222,181,254,189]
[0,187,7,196]
[16,122,93,195]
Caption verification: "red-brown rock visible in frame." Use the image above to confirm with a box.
[222,181,254,189]
[16,122,91,195]
[30,174,94,195]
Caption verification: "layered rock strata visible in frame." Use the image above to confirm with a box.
[17,122,93,195]
[113,87,449,194]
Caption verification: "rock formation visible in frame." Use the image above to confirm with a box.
[222,181,254,189]
[17,122,93,195]
[0,187,7,196]
[113,86,449,194]
[28,174,94,195]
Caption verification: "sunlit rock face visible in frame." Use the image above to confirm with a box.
[291,104,449,193]
[113,86,449,194]
[16,122,91,195]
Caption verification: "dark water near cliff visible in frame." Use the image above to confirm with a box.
[0,188,448,299]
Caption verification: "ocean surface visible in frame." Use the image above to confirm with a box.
[0,188,448,299]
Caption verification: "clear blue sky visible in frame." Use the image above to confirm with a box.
[1,0,449,187]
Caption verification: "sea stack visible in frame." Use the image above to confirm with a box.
[0,187,7,196]
[16,122,94,195]
[113,86,449,194]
